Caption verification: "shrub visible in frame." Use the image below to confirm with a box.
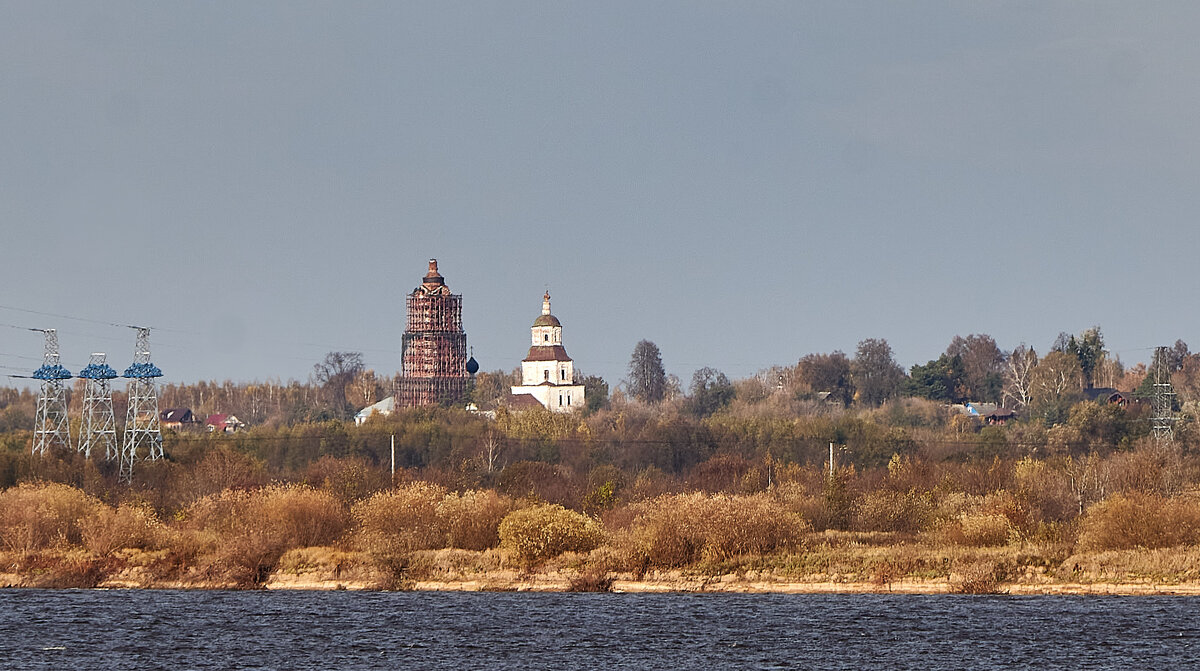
[437,489,513,551]
[180,485,349,586]
[852,489,933,534]
[498,504,604,564]
[936,513,1013,547]
[0,482,103,552]
[1078,492,1200,551]
[619,492,810,568]
[256,485,349,549]
[81,502,163,555]
[352,482,448,555]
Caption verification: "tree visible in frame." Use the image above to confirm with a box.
[312,351,364,418]
[945,334,1004,402]
[1003,344,1038,410]
[686,367,734,417]
[906,355,964,403]
[1029,350,1083,423]
[795,351,854,406]
[851,338,905,406]
[627,340,666,403]
[1054,327,1105,389]
[471,368,520,410]
[579,374,610,413]
[345,369,380,409]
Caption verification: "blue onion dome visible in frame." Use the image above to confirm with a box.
[466,356,479,375]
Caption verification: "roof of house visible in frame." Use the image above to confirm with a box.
[984,408,1017,419]
[160,408,193,422]
[1082,387,1127,402]
[524,345,572,362]
[505,393,545,410]
[206,413,242,426]
[355,396,396,419]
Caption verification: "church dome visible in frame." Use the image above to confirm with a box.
[533,314,561,327]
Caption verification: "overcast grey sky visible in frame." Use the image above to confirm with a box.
[2,2,1199,389]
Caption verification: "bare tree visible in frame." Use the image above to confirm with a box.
[1003,344,1038,409]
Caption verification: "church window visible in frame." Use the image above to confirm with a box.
[559,394,563,406]
[544,333,549,342]
[544,370,549,381]
[560,369,566,381]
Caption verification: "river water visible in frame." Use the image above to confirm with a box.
[1,590,1197,669]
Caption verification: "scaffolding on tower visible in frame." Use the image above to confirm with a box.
[31,328,72,455]
[396,259,470,407]
[120,327,163,482]
[78,352,119,460]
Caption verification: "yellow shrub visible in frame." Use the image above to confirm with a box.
[620,492,810,568]
[437,489,513,551]
[0,482,103,552]
[498,504,604,563]
[1078,492,1200,551]
[81,502,163,555]
[352,482,448,554]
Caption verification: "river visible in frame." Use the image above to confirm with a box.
[2,590,1197,669]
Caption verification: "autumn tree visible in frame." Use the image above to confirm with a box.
[627,340,666,403]
[686,367,735,417]
[345,369,381,409]
[945,334,1004,402]
[851,338,905,407]
[312,351,364,418]
[1029,350,1083,423]
[795,351,854,406]
[1054,327,1105,389]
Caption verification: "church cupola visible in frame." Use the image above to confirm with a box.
[531,291,563,346]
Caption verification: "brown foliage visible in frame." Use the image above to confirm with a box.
[615,492,810,568]
[0,482,102,552]
[1078,492,1200,551]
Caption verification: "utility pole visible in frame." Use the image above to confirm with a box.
[390,433,395,484]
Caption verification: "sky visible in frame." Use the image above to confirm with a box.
[2,2,1200,390]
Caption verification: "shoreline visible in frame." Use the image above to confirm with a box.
[5,571,1199,595]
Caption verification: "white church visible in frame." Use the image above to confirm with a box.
[509,292,585,412]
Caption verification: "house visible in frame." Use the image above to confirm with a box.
[355,396,396,426]
[159,408,196,430]
[206,413,245,433]
[1082,387,1130,406]
[984,408,1017,425]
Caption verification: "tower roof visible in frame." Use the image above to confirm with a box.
[532,290,561,327]
[416,258,453,296]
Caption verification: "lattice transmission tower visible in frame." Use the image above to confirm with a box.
[78,352,119,460]
[120,327,163,482]
[1150,346,1177,445]
[31,328,72,455]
